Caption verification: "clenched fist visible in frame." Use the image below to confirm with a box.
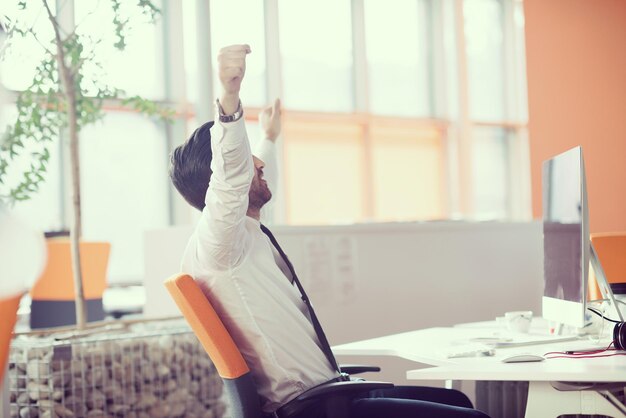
[218,44,251,114]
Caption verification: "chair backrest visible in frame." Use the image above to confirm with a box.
[164,273,263,418]
[591,233,626,284]
[29,240,110,328]
[0,293,23,385]
[31,239,110,300]
[588,233,626,301]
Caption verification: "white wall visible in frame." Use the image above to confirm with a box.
[144,221,544,385]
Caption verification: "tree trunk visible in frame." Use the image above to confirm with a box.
[43,0,87,329]
[67,93,86,330]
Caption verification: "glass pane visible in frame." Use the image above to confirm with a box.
[371,124,444,220]
[442,0,460,120]
[80,112,169,283]
[284,120,363,224]
[74,0,164,99]
[0,2,56,91]
[182,0,199,104]
[472,126,509,219]
[514,0,529,123]
[0,105,63,232]
[464,0,505,121]
[209,0,267,107]
[365,0,431,117]
[278,0,353,112]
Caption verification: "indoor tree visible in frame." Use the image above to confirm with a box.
[0,0,172,329]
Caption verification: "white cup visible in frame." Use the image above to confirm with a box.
[504,311,533,333]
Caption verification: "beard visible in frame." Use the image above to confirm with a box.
[248,177,272,210]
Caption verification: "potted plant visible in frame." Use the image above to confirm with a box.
[0,0,172,329]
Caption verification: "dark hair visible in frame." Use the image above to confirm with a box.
[169,121,215,211]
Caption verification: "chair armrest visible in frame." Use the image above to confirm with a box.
[297,380,393,401]
[339,364,381,375]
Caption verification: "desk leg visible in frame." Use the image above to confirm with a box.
[525,381,626,418]
[445,379,462,391]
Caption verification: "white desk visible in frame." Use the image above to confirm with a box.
[333,323,626,418]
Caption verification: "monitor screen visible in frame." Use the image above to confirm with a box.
[542,146,589,328]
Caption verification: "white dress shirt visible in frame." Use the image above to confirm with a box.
[181,115,338,413]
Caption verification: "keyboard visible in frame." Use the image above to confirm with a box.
[445,343,496,359]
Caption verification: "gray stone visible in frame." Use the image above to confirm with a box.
[134,393,157,410]
[109,404,130,415]
[85,389,106,410]
[16,391,30,405]
[26,363,49,381]
[53,404,75,418]
[27,381,50,401]
[40,410,58,418]
[19,406,39,418]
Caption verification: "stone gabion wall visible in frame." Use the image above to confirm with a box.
[8,323,225,418]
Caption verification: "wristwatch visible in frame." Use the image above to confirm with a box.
[216,99,244,123]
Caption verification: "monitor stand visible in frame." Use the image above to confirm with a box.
[590,242,624,322]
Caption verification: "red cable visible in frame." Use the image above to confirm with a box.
[544,341,624,359]
[545,352,626,359]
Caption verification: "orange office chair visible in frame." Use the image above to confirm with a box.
[0,293,23,385]
[30,239,110,328]
[592,233,626,284]
[165,273,392,418]
[588,233,626,300]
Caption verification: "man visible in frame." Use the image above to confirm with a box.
[170,44,489,418]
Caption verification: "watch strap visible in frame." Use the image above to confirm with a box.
[216,99,244,123]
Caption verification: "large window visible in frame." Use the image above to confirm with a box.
[277,0,354,112]
[80,113,169,283]
[1,0,172,284]
[464,0,506,121]
[1,0,530,282]
[270,0,529,224]
[209,0,267,107]
[74,0,165,99]
[283,118,364,224]
[364,0,432,117]
[370,122,445,221]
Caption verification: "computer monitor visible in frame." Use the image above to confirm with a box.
[542,146,589,328]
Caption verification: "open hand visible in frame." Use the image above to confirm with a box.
[260,98,282,142]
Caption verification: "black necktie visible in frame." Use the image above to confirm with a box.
[260,224,342,375]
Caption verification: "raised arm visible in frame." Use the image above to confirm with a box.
[256,99,282,223]
[194,45,254,271]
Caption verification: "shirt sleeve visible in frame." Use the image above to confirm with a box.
[192,113,254,272]
[253,137,278,224]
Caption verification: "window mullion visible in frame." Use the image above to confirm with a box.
[454,0,474,218]
[351,0,373,220]
[351,0,368,113]
[264,0,288,224]
[194,0,214,123]
[429,0,453,218]
[502,0,531,220]
[161,0,190,226]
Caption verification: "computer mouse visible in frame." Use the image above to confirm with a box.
[501,354,545,363]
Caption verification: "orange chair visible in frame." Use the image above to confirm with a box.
[165,273,391,418]
[30,239,110,328]
[0,293,23,384]
[588,233,626,301]
[591,233,626,285]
